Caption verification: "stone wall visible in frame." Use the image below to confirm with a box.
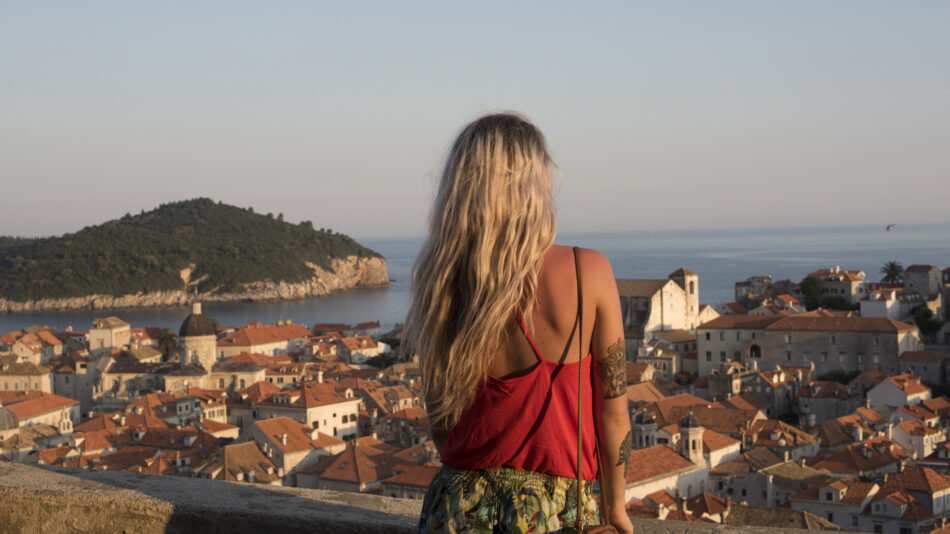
[0,461,841,534]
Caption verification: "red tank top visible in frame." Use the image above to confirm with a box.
[440,314,598,481]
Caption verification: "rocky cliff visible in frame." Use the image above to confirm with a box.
[0,256,389,314]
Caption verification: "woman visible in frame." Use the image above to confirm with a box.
[406,113,633,533]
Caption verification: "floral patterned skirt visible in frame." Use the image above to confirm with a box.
[416,465,599,533]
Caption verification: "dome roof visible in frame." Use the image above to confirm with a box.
[179,302,216,337]
[634,411,656,425]
[681,411,701,428]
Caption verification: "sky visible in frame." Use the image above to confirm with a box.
[2,1,948,239]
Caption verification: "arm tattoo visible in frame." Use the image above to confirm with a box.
[598,337,627,399]
[617,429,632,476]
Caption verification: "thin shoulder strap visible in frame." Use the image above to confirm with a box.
[574,246,585,530]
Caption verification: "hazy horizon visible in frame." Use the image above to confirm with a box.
[3,2,948,239]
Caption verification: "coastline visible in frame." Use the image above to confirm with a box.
[0,256,390,315]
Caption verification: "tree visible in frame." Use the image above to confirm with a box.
[880,261,904,284]
[820,295,849,310]
[799,275,823,310]
[157,328,178,360]
[912,305,945,343]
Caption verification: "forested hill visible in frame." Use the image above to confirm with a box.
[0,198,383,301]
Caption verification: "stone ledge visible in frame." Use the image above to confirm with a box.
[0,462,833,533]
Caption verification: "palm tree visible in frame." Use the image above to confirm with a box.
[880,261,904,284]
[157,328,178,361]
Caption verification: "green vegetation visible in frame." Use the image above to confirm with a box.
[814,369,861,384]
[0,198,382,301]
[880,261,904,283]
[799,275,823,310]
[912,305,946,342]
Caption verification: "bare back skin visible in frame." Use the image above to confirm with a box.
[490,244,615,376]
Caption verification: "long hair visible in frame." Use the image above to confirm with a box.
[405,113,557,427]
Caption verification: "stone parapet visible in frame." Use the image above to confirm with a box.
[0,462,833,533]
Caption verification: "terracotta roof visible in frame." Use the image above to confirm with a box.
[616,279,670,298]
[702,428,740,452]
[881,465,950,493]
[253,417,344,454]
[686,492,728,517]
[812,437,908,474]
[191,440,280,483]
[381,464,439,487]
[0,361,49,376]
[644,393,710,426]
[2,392,78,421]
[855,407,886,426]
[900,351,946,362]
[766,316,916,333]
[749,419,818,448]
[885,373,930,395]
[626,382,669,405]
[905,264,939,273]
[218,323,312,348]
[899,419,942,437]
[626,444,696,484]
[724,504,840,530]
[317,443,411,485]
[710,447,782,475]
[852,369,888,387]
[651,330,696,344]
[699,314,779,330]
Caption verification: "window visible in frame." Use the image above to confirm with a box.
[830,335,837,345]
[872,336,880,346]
[741,488,747,497]
[720,332,725,341]
[825,492,833,501]
[705,332,710,341]
[899,528,912,534]
[873,354,879,364]
[857,353,864,364]
[786,352,792,361]
[752,332,756,339]
[821,352,828,362]
[736,332,741,341]
[785,334,792,344]
[873,523,883,534]
[852,516,858,528]
[219,378,224,388]
[839,352,846,363]
[720,351,726,361]
[706,352,712,362]
[827,513,833,522]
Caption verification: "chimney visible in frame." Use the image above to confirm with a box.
[799,458,806,467]
[193,302,202,315]
[280,434,287,446]
[316,370,324,383]
[783,450,789,462]
[371,431,377,440]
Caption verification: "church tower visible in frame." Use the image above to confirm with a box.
[633,411,658,449]
[679,411,705,466]
[178,302,218,370]
[669,268,700,329]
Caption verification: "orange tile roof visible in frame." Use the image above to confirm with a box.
[626,444,696,484]
[317,443,412,485]
[2,392,78,420]
[702,428,740,452]
[900,351,946,362]
[766,316,916,333]
[381,465,439,487]
[218,323,312,348]
[886,373,930,395]
[253,416,344,454]
[812,437,908,474]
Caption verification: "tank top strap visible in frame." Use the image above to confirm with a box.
[515,310,544,364]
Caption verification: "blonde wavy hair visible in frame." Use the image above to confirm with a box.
[405,113,557,427]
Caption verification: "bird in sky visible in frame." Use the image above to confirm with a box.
[886,224,896,231]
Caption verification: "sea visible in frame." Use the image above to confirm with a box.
[2,223,948,335]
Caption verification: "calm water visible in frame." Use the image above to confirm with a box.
[2,224,948,334]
